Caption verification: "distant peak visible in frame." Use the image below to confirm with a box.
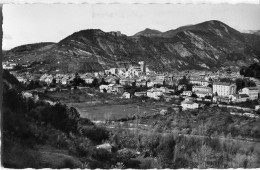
[133,28,162,37]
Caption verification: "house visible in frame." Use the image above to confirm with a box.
[190,79,210,86]
[120,78,135,86]
[195,91,212,98]
[85,77,94,84]
[136,80,147,87]
[134,91,147,97]
[99,85,109,92]
[156,74,166,80]
[178,84,187,91]
[108,84,116,92]
[182,91,192,97]
[153,79,164,85]
[213,82,237,97]
[22,91,33,98]
[122,92,131,99]
[17,77,27,83]
[229,94,249,103]
[239,87,259,100]
[45,76,54,84]
[113,85,124,94]
[192,86,213,93]
[181,100,199,110]
[147,88,163,99]
[147,81,155,88]
[105,76,118,84]
[255,105,260,111]
[213,96,231,103]
[61,77,68,85]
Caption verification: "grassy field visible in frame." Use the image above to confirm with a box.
[67,102,171,121]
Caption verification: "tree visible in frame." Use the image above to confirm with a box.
[52,78,56,85]
[192,144,215,169]
[178,76,189,85]
[191,93,198,98]
[91,78,99,88]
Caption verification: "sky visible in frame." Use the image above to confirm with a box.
[3,3,260,50]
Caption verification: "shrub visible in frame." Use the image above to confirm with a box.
[156,135,176,168]
[140,133,161,157]
[92,148,112,162]
[81,126,109,143]
[74,137,93,157]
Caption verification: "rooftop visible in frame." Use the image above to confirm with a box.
[213,82,235,86]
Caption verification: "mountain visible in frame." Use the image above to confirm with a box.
[4,20,260,73]
[243,30,260,36]
[133,28,162,37]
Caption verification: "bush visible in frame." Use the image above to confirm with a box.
[92,148,112,162]
[140,133,161,157]
[81,126,110,143]
[74,137,93,157]
[156,135,176,168]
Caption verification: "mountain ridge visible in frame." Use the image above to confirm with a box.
[4,20,260,73]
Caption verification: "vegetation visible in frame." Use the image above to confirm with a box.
[2,70,260,168]
[240,63,260,78]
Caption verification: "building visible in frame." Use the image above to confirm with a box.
[192,86,213,93]
[120,78,135,86]
[229,94,249,103]
[213,96,231,103]
[17,77,27,84]
[136,80,147,87]
[147,81,155,88]
[192,86,213,98]
[239,87,259,100]
[181,91,192,97]
[213,82,237,97]
[134,91,147,97]
[156,74,165,80]
[122,92,131,99]
[61,77,68,85]
[181,100,199,110]
[147,88,163,99]
[84,77,94,84]
[138,61,145,73]
[178,84,187,91]
[113,85,124,94]
[99,85,109,93]
[195,91,212,98]
[190,79,210,86]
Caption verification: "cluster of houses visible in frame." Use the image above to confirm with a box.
[179,81,259,110]
[2,61,17,70]
[5,60,260,111]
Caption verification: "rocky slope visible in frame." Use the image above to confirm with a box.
[4,20,260,73]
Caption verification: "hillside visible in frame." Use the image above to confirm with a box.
[1,70,114,168]
[3,20,260,73]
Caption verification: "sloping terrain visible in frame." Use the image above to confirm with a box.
[3,20,260,73]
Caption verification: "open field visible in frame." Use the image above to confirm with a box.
[67,102,172,121]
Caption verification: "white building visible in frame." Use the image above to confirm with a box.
[99,85,109,92]
[84,77,94,84]
[239,87,259,100]
[147,88,163,99]
[213,82,237,97]
[192,86,213,93]
[195,91,212,98]
[122,92,131,99]
[181,91,192,97]
[190,79,210,86]
[181,100,199,110]
[229,94,249,103]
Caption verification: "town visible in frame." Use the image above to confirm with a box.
[3,60,260,117]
